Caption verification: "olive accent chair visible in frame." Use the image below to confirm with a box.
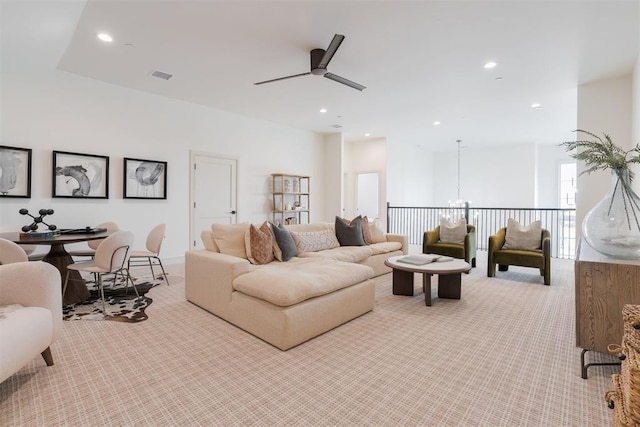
[487,227,551,285]
[423,224,477,268]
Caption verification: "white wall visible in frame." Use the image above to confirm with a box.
[343,138,387,221]
[321,133,343,222]
[636,4,640,146]
[632,36,640,193]
[0,71,325,261]
[432,143,538,208]
[386,138,435,206]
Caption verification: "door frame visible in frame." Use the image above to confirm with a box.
[189,151,238,249]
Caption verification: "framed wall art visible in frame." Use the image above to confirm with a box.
[52,150,109,198]
[123,157,167,199]
[0,145,32,198]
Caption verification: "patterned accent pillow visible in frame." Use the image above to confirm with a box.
[503,218,542,251]
[439,217,467,244]
[335,216,367,246]
[290,228,340,253]
[361,216,373,244]
[245,222,274,265]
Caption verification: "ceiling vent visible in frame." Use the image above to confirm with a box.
[151,70,173,80]
[331,124,343,129]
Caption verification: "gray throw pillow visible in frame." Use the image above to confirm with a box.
[270,222,298,261]
[335,216,367,246]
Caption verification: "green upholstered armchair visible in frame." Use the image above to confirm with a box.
[423,224,477,268]
[487,228,551,285]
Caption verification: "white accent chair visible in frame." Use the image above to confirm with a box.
[128,224,169,285]
[68,222,120,259]
[63,231,137,317]
[0,261,63,383]
[0,238,28,265]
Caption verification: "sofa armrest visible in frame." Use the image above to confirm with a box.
[488,228,506,252]
[386,233,408,255]
[185,250,253,313]
[464,225,477,264]
[0,262,63,341]
[541,229,551,255]
[424,226,440,245]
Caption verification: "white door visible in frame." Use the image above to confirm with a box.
[190,153,237,249]
[357,172,379,218]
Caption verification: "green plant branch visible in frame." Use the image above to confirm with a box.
[560,130,640,182]
[620,177,640,231]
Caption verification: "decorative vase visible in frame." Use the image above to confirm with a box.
[582,168,640,259]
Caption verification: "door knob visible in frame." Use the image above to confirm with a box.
[230,210,236,214]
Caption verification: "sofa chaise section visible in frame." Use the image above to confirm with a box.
[185,251,375,350]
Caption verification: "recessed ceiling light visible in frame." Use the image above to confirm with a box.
[365,133,371,137]
[484,62,497,69]
[433,121,441,126]
[97,33,113,42]
[319,108,327,113]
[531,103,541,110]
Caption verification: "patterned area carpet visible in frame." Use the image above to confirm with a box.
[0,258,618,426]
[62,275,163,322]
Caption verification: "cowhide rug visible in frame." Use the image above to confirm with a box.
[63,275,163,323]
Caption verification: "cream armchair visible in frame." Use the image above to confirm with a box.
[0,262,63,383]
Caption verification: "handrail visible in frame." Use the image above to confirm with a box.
[387,203,576,259]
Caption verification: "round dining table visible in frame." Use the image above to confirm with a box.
[0,230,114,306]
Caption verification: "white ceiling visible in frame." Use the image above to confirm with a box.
[3,1,639,150]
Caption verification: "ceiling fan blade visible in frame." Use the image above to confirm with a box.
[254,72,311,85]
[318,34,345,69]
[324,73,366,91]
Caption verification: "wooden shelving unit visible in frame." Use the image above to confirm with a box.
[271,174,310,225]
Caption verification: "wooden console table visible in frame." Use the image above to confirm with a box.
[575,238,640,378]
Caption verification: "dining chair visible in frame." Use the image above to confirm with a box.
[63,230,137,316]
[20,244,46,261]
[128,224,169,285]
[68,222,120,259]
[0,238,29,265]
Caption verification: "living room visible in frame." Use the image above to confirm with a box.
[1,1,640,425]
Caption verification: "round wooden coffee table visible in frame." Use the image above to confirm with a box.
[385,255,471,306]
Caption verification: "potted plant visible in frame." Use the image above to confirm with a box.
[561,130,640,259]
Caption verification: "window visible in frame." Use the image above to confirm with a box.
[559,162,576,208]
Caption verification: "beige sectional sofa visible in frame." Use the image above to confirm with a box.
[185,222,407,350]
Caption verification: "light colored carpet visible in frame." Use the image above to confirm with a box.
[0,255,618,426]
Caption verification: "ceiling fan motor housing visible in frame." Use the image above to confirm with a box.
[310,48,326,75]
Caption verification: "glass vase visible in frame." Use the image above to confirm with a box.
[582,168,640,259]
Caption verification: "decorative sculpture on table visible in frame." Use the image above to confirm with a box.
[19,208,57,233]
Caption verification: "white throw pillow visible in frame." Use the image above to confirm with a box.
[439,217,467,244]
[290,229,340,253]
[502,218,542,251]
[367,218,387,244]
[200,230,219,252]
[211,223,250,259]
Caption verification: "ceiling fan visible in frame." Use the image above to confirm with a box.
[254,34,366,91]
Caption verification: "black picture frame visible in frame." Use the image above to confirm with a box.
[0,145,32,198]
[123,157,167,200]
[52,150,109,198]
